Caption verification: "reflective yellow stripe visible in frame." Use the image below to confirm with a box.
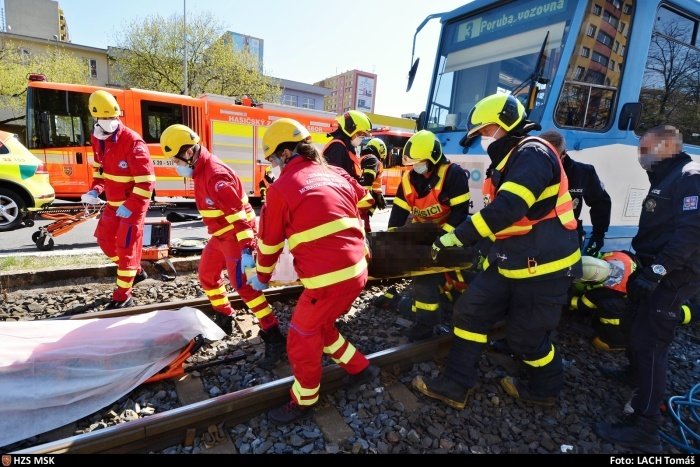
[384,292,395,299]
[292,380,319,406]
[116,278,133,288]
[103,173,134,183]
[133,174,156,183]
[257,263,276,274]
[288,217,361,250]
[108,200,124,207]
[247,210,256,221]
[414,300,439,311]
[434,164,449,191]
[323,335,346,354]
[211,297,229,307]
[523,344,555,367]
[537,184,558,201]
[212,224,235,237]
[581,295,597,309]
[558,209,576,225]
[496,225,532,236]
[456,270,464,282]
[681,305,691,325]
[204,285,228,296]
[499,181,536,207]
[357,192,374,208]
[300,258,367,289]
[599,317,620,325]
[363,169,376,177]
[117,269,137,277]
[498,249,581,279]
[200,209,225,218]
[393,197,411,212]
[133,187,151,198]
[569,296,579,311]
[482,257,490,270]
[236,229,254,241]
[449,192,471,206]
[333,343,357,364]
[225,210,247,223]
[454,326,487,343]
[254,306,272,320]
[109,255,119,263]
[471,212,495,241]
[259,241,284,255]
[245,295,267,309]
[442,223,455,233]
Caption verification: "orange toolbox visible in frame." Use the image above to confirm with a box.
[142,218,171,260]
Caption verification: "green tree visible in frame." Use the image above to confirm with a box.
[0,39,89,118]
[112,12,281,102]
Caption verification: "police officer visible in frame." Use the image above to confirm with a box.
[388,130,471,341]
[595,125,700,453]
[359,138,388,232]
[413,94,581,408]
[539,130,611,255]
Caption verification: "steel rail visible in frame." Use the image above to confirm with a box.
[14,335,452,454]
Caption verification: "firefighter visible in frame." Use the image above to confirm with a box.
[252,118,379,424]
[258,165,276,204]
[572,253,698,351]
[388,130,471,341]
[539,130,612,255]
[323,110,372,182]
[81,90,154,309]
[359,138,388,233]
[159,124,285,369]
[414,93,581,408]
[596,125,700,453]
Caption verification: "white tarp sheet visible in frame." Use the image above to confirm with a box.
[0,307,225,447]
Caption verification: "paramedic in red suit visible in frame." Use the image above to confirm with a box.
[159,124,285,369]
[82,90,154,309]
[253,118,380,425]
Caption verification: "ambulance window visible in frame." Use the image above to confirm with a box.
[141,101,184,144]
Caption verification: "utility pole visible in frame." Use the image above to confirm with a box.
[183,0,188,95]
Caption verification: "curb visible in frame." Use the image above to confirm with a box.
[1,256,201,291]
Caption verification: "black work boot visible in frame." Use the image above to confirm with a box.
[412,374,472,410]
[104,297,135,310]
[213,313,233,335]
[372,286,400,310]
[500,376,557,407]
[268,400,313,425]
[595,415,662,453]
[404,322,435,342]
[258,326,286,370]
[346,364,381,389]
[133,269,148,285]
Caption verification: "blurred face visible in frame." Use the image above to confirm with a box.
[639,133,678,171]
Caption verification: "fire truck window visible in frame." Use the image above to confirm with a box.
[27,88,91,149]
[141,101,186,144]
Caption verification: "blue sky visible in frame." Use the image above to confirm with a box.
[15,0,469,117]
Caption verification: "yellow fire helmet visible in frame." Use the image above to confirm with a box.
[402,130,442,165]
[88,90,121,118]
[363,138,388,160]
[579,255,612,283]
[466,93,526,138]
[335,110,372,138]
[160,124,201,158]
[262,118,311,158]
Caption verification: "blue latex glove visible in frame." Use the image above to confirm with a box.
[81,190,101,204]
[431,232,464,262]
[239,248,255,274]
[115,204,132,218]
[247,275,269,291]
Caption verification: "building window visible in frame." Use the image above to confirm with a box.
[618,22,626,35]
[282,94,298,106]
[591,51,610,67]
[301,97,315,109]
[592,4,602,15]
[623,3,632,14]
[580,46,591,58]
[574,66,585,80]
[87,59,97,78]
[586,24,597,37]
[613,40,620,53]
[597,30,614,48]
[602,10,619,28]
[608,59,616,70]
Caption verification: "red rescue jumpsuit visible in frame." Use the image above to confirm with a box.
[90,123,154,302]
[194,147,278,330]
[255,155,370,407]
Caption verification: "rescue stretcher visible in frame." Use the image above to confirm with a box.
[30,202,174,251]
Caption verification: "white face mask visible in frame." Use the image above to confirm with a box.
[413,162,429,174]
[271,166,282,178]
[97,119,119,133]
[176,165,194,177]
[480,136,496,153]
[269,155,284,169]
[351,136,363,147]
